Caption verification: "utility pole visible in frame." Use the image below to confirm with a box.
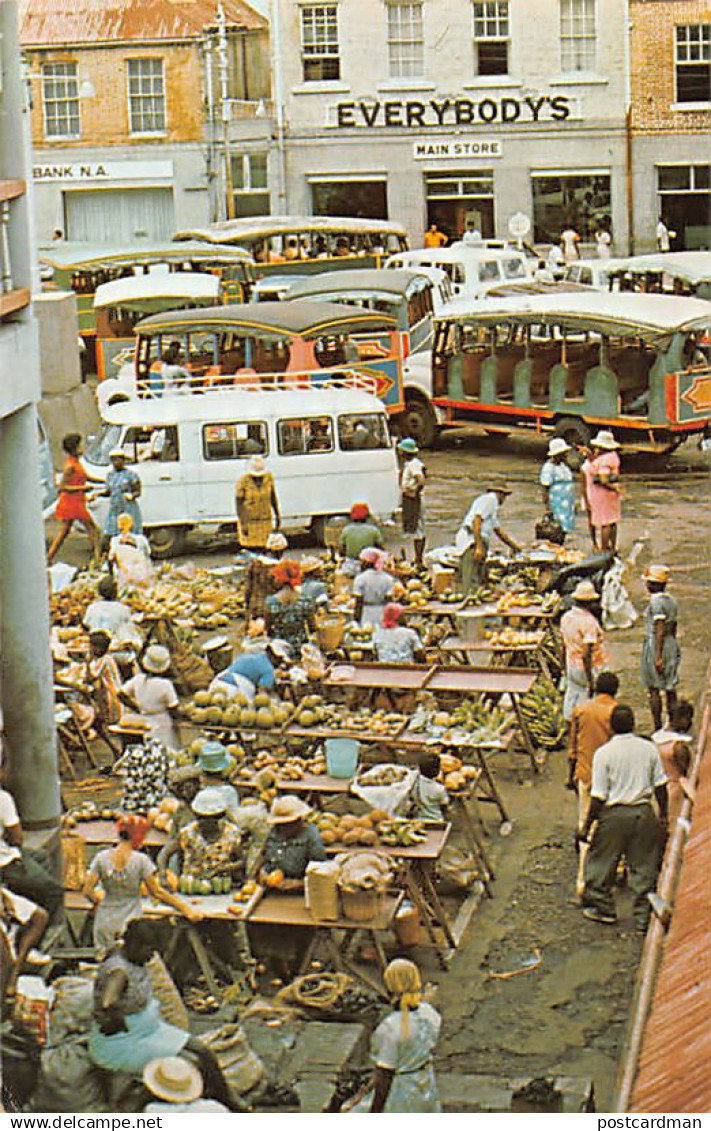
[203,36,219,223]
[270,0,288,213]
[217,3,235,220]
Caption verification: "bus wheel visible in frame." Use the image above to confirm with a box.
[148,526,186,559]
[399,397,438,449]
[553,417,592,450]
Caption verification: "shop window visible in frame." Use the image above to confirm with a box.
[42,62,80,139]
[560,0,596,72]
[338,413,391,451]
[202,421,268,461]
[675,25,710,103]
[127,58,166,134]
[425,171,495,241]
[231,153,270,218]
[301,5,340,82]
[387,2,424,79]
[473,2,509,76]
[658,165,709,193]
[277,417,334,456]
[311,181,388,220]
[532,173,611,242]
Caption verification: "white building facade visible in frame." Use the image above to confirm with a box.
[272,0,631,249]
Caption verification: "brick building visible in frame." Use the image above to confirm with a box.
[19,0,271,242]
[629,0,710,251]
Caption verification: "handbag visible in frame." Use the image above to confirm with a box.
[535,511,566,545]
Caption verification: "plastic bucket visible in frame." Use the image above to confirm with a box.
[326,737,359,779]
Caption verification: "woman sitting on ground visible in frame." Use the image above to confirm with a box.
[264,560,316,659]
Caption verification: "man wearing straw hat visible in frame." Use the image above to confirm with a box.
[640,565,681,731]
[560,581,608,720]
[235,456,280,553]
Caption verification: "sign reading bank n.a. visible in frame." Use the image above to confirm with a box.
[413,138,502,160]
[33,160,174,183]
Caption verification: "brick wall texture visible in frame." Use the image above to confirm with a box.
[630,0,711,132]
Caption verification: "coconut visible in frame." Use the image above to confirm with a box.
[256,707,275,729]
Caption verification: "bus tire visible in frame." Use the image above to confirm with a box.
[399,395,438,449]
[553,417,592,450]
[147,525,187,559]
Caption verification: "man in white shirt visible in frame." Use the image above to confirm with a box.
[397,437,427,568]
[656,217,675,253]
[580,705,668,930]
[456,481,521,592]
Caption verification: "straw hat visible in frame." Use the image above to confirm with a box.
[143,1057,202,1104]
[197,741,231,774]
[108,713,151,736]
[571,580,599,602]
[248,455,268,476]
[142,644,171,675]
[643,564,670,585]
[192,786,228,818]
[488,480,512,495]
[200,635,230,654]
[591,430,620,450]
[268,795,311,824]
[548,437,571,457]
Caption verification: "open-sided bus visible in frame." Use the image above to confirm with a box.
[432,291,711,453]
[127,302,405,417]
[39,241,257,368]
[173,216,409,277]
[604,252,711,301]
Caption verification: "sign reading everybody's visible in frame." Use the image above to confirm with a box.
[333,94,571,129]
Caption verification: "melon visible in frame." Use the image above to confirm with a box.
[191,707,209,724]
[240,708,257,728]
[223,706,241,727]
[256,707,275,729]
[189,738,206,756]
[298,709,317,727]
[253,692,271,709]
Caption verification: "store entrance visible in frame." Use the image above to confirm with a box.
[659,193,710,250]
[424,172,495,244]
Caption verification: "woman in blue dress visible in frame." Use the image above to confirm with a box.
[100,448,143,543]
[540,437,576,538]
[351,958,442,1113]
[640,564,681,731]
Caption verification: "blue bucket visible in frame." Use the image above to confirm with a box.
[326,738,359,779]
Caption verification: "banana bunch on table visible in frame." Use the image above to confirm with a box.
[518,676,566,750]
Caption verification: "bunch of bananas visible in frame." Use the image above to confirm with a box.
[518,676,566,749]
[378,819,428,847]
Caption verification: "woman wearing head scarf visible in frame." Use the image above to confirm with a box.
[47,432,101,565]
[82,816,202,950]
[264,560,316,657]
[580,431,621,551]
[374,604,425,664]
[641,565,681,731]
[235,456,280,552]
[99,448,143,546]
[120,645,180,751]
[350,958,442,1112]
[108,513,154,589]
[353,548,395,629]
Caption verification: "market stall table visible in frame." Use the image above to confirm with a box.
[246,890,404,998]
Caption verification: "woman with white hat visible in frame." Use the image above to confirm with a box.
[120,645,180,751]
[580,431,621,552]
[641,565,681,731]
[234,455,280,553]
[540,438,576,539]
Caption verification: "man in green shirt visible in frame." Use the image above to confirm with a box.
[339,503,384,575]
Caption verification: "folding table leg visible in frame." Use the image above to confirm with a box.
[402,867,448,970]
[456,797,495,891]
[472,749,510,822]
[416,863,457,950]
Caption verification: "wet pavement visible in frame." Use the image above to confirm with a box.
[48,428,710,1112]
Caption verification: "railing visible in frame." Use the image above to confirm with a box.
[135,367,380,398]
[0,180,30,318]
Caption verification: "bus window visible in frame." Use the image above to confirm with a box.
[338,413,391,451]
[202,421,268,461]
[277,416,334,456]
[112,426,180,464]
[478,260,502,283]
[503,257,527,280]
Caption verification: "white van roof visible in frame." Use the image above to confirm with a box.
[101,386,389,428]
[386,245,526,266]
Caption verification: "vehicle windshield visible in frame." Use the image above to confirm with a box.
[503,257,527,279]
[85,423,122,465]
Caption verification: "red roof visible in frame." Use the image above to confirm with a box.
[19,0,266,45]
[629,707,711,1113]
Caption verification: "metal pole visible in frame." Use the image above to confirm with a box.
[217,2,235,220]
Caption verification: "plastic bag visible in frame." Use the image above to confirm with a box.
[351,764,417,816]
[601,558,638,630]
[32,1040,109,1113]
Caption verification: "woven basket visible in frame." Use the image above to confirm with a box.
[317,614,347,652]
[340,886,383,922]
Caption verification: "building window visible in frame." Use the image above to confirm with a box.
[560,0,596,72]
[531,172,611,242]
[231,153,270,217]
[473,2,509,77]
[42,62,80,139]
[657,165,710,250]
[301,5,340,82]
[675,25,710,103]
[310,180,388,219]
[127,58,166,134]
[387,2,424,79]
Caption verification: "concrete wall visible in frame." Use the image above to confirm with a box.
[34,290,81,394]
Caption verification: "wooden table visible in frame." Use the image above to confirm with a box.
[68,819,167,849]
[247,890,404,998]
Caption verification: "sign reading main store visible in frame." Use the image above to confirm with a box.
[413,138,502,159]
[33,160,174,183]
[333,94,571,130]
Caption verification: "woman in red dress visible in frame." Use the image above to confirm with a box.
[47,433,101,564]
